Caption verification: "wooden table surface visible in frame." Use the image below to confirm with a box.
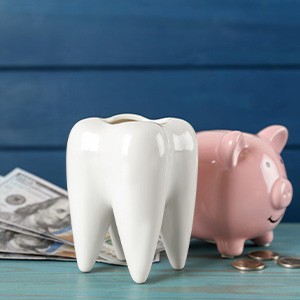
[0,223,299,299]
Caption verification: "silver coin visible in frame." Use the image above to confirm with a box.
[232,259,265,271]
[277,257,300,268]
[248,250,279,261]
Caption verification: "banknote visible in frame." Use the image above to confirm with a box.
[0,221,55,241]
[0,227,75,258]
[0,168,73,244]
[0,168,164,264]
[0,171,65,243]
[0,220,125,263]
[101,232,162,265]
[0,252,161,265]
[0,221,124,263]
[0,219,163,264]
[0,219,71,245]
[0,226,118,263]
[0,227,160,265]
[0,253,75,261]
[99,252,160,266]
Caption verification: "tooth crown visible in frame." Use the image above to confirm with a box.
[66,114,198,283]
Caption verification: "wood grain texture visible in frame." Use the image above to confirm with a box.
[0,149,299,222]
[0,0,300,66]
[0,70,300,146]
[0,0,299,223]
[0,150,66,189]
[0,223,299,299]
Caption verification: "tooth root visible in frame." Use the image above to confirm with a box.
[109,217,125,261]
[113,196,165,283]
[161,153,197,270]
[70,193,113,272]
[161,195,196,270]
[113,175,166,283]
[67,157,113,272]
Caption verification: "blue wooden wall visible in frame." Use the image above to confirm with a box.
[0,0,299,221]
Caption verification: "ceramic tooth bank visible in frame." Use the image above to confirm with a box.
[192,125,293,257]
[66,114,198,283]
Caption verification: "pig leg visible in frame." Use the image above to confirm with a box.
[216,239,245,258]
[251,231,273,247]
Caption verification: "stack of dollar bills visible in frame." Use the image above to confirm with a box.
[0,168,163,265]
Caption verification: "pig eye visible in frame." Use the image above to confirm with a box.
[280,158,284,164]
[265,162,271,168]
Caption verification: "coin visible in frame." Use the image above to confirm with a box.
[232,259,265,271]
[277,257,300,268]
[248,250,279,261]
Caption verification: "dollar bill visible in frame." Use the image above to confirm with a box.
[0,226,118,263]
[0,227,160,265]
[102,232,162,265]
[0,222,123,263]
[0,168,164,264]
[0,168,73,244]
[0,227,75,258]
[0,253,75,261]
[0,219,132,264]
[99,252,160,266]
[0,219,71,245]
[0,252,161,265]
[0,221,54,241]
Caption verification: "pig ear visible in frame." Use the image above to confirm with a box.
[258,125,288,153]
[218,131,247,169]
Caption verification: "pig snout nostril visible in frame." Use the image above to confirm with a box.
[281,182,292,200]
[271,179,293,209]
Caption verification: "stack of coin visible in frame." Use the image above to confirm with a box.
[232,249,300,271]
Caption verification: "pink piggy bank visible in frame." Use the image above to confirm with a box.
[192,125,293,257]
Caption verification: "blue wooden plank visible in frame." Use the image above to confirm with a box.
[0,0,300,66]
[0,150,67,190]
[0,224,299,299]
[0,149,298,222]
[0,70,300,146]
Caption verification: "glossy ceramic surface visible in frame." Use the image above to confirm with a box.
[66,114,198,283]
[192,125,293,257]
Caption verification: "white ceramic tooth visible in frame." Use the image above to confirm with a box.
[66,114,198,283]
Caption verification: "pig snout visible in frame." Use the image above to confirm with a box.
[271,178,293,209]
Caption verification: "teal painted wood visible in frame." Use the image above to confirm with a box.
[0,70,300,146]
[0,223,299,299]
[0,149,299,222]
[0,0,300,66]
